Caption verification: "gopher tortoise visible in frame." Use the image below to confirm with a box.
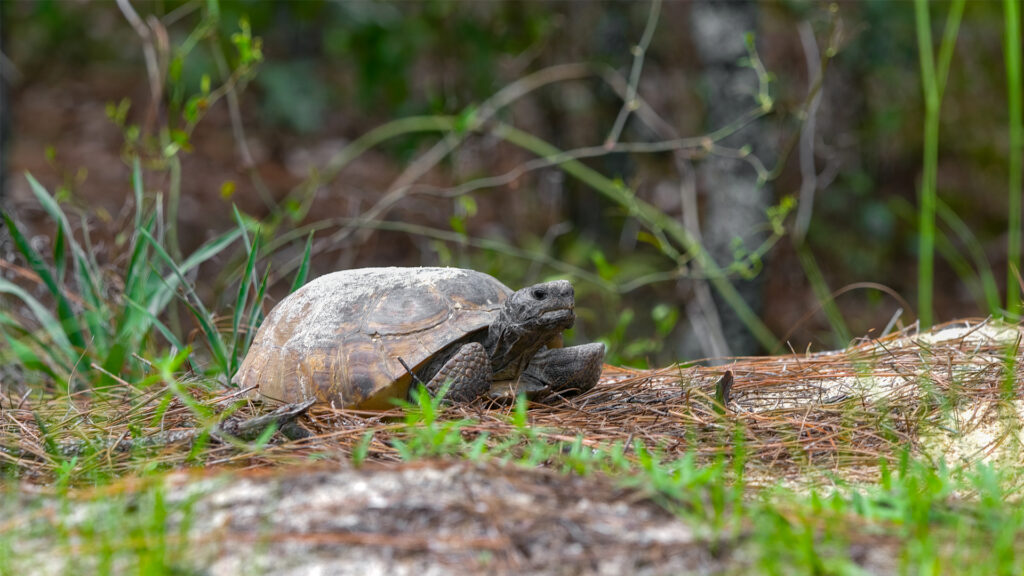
[236,267,605,409]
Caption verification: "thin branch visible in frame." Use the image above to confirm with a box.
[604,0,662,149]
[385,63,594,197]
[209,37,278,213]
[794,20,824,243]
[115,0,165,136]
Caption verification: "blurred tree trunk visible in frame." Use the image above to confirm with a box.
[682,2,774,358]
[0,2,7,209]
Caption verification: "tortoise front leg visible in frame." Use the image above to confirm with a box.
[424,342,492,403]
[518,342,605,397]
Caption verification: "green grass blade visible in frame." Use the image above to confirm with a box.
[937,200,1002,313]
[99,212,160,382]
[0,317,60,378]
[291,232,314,293]
[140,229,230,377]
[913,0,966,329]
[118,212,157,337]
[231,204,253,249]
[230,203,258,298]
[24,173,108,353]
[935,230,993,314]
[132,158,145,232]
[75,214,112,363]
[124,298,187,353]
[1,212,85,350]
[243,264,272,356]
[914,0,939,330]
[231,223,260,375]
[52,221,66,285]
[148,227,244,316]
[795,244,852,348]
[890,197,999,315]
[0,278,76,373]
[177,228,244,274]
[1005,0,1022,317]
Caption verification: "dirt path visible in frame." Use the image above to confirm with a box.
[10,459,901,575]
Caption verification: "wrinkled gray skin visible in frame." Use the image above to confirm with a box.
[417,279,605,402]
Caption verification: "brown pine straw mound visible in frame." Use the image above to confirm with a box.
[3,318,1023,484]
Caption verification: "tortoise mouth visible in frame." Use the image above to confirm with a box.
[540,307,575,327]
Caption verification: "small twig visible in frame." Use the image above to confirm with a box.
[161,0,201,27]
[398,357,427,389]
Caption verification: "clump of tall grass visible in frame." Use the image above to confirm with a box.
[0,162,258,393]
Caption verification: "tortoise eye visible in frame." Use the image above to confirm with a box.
[531,288,547,300]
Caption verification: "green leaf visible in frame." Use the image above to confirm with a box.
[352,431,374,468]
[449,215,467,236]
[652,303,678,337]
[168,55,184,84]
[184,96,203,125]
[454,105,478,135]
[590,249,618,281]
[458,195,477,218]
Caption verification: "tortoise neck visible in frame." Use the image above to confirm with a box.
[485,321,544,380]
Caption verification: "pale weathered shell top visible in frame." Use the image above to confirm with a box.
[235,267,510,409]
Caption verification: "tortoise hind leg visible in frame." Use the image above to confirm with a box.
[520,342,605,397]
[424,342,492,403]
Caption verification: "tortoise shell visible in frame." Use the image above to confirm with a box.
[236,267,511,409]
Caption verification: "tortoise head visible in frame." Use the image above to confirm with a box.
[487,280,576,378]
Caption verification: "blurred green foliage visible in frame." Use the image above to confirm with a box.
[4,1,1022,365]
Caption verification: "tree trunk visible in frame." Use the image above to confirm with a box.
[682,1,774,358]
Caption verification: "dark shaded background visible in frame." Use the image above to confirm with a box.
[0,1,1016,366]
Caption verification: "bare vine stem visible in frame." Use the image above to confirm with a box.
[604,0,662,149]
